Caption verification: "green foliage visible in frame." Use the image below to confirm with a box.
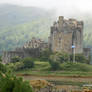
[49,54,61,70]
[0,73,33,92]
[11,56,21,63]
[0,56,2,62]
[49,52,69,63]
[7,62,24,71]
[70,54,88,63]
[0,4,54,55]
[48,52,89,70]
[40,49,52,61]
[0,63,7,73]
[22,57,34,69]
[61,62,92,71]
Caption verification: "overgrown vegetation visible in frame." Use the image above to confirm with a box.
[0,63,8,73]
[22,57,34,69]
[6,50,90,71]
[0,72,33,92]
[11,56,21,63]
[49,52,70,70]
[0,59,33,92]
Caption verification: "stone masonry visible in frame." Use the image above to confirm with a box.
[2,16,91,64]
[49,16,84,54]
[2,37,48,64]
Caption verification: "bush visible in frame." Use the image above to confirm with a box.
[0,73,33,92]
[49,54,61,70]
[49,52,70,70]
[11,56,21,63]
[70,54,88,63]
[0,63,7,73]
[61,62,92,71]
[49,52,69,63]
[40,49,52,61]
[22,57,34,69]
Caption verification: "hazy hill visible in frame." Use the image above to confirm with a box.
[0,4,54,53]
[0,4,92,54]
[0,4,53,28]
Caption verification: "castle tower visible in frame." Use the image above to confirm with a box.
[49,16,84,54]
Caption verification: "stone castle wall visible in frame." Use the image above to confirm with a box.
[2,51,24,64]
[2,16,91,64]
[49,16,84,54]
[2,37,48,64]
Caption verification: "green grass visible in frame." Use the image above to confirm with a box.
[48,80,90,87]
[15,61,92,77]
[31,61,50,71]
[16,71,92,77]
[61,62,92,72]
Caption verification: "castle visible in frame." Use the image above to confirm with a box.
[2,16,91,64]
[49,16,83,54]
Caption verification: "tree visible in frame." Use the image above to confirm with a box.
[22,57,34,69]
[11,56,21,63]
[40,49,52,61]
[70,54,88,63]
[0,73,33,92]
[0,63,7,73]
[49,54,61,70]
[49,52,70,70]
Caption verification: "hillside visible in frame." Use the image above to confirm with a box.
[0,4,54,53]
[0,4,92,54]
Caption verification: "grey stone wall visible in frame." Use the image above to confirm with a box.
[2,51,24,64]
[2,37,48,64]
[49,16,84,54]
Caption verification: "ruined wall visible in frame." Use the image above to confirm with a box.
[23,37,48,51]
[2,37,48,64]
[2,51,24,64]
[49,16,84,54]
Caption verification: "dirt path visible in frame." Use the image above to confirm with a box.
[16,74,92,83]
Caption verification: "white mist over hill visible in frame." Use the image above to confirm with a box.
[0,0,92,16]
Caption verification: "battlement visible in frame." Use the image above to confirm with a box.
[51,16,83,33]
[23,37,48,50]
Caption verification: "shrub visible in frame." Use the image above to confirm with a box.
[22,57,34,69]
[70,54,88,63]
[61,62,92,71]
[0,73,33,92]
[11,56,21,63]
[49,52,69,63]
[40,49,52,61]
[0,63,7,73]
[49,54,61,70]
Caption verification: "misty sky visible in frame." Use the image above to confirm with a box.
[0,0,92,16]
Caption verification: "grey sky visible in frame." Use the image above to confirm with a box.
[0,0,92,15]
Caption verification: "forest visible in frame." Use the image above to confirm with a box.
[0,4,92,54]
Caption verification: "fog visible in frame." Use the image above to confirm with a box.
[0,0,92,18]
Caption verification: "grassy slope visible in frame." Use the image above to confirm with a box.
[16,61,92,77]
[15,61,92,86]
[0,18,52,51]
[0,4,54,53]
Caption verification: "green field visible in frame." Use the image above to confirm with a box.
[15,61,92,77]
